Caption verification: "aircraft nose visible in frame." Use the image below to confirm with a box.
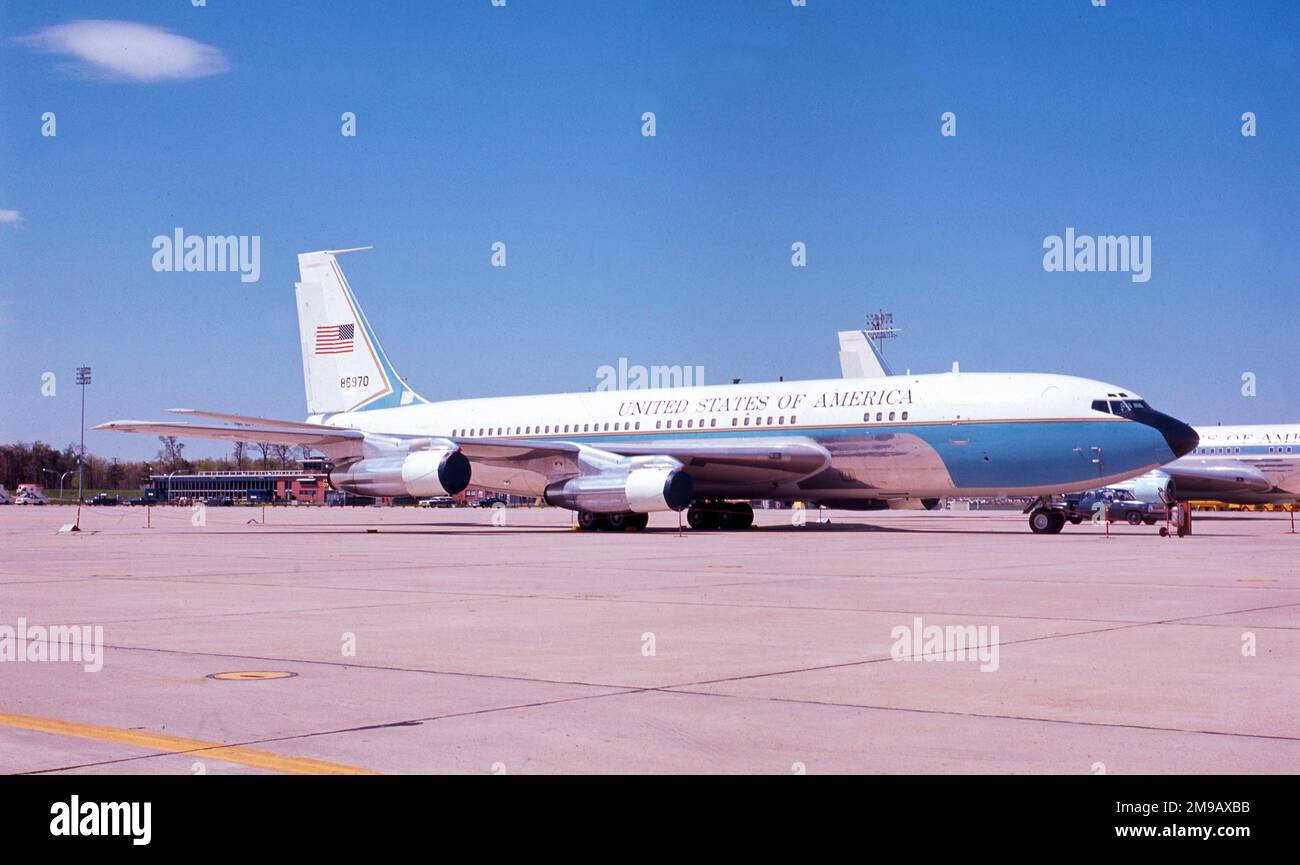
[1133,410,1199,459]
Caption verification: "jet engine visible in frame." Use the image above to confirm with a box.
[544,466,693,513]
[329,448,471,498]
[1118,470,1177,504]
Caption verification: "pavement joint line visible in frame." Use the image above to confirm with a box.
[59,596,498,627]
[93,642,656,692]
[10,572,1297,630]
[480,593,1300,630]
[13,688,646,776]
[0,712,380,775]
[649,688,1300,744]
[7,564,1295,596]
[77,596,1298,703]
[650,599,1300,690]
[81,591,1300,634]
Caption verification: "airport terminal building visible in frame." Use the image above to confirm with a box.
[150,461,329,504]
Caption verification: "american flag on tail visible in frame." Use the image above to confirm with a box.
[315,323,355,355]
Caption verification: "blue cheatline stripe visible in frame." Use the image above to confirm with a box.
[457,419,1170,489]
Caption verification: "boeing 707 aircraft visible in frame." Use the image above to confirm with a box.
[1111,423,1300,506]
[97,248,1199,533]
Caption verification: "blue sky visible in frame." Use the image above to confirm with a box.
[1,0,1296,461]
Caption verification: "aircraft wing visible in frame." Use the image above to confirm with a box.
[99,414,830,487]
[451,437,580,460]
[95,419,365,448]
[1163,460,1273,496]
[605,437,832,485]
[450,436,831,486]
[164,408,357,431]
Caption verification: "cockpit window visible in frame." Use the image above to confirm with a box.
[1093,399,1149,415]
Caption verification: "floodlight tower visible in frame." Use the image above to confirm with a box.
[76,366,91,503]
[864,310,900,358]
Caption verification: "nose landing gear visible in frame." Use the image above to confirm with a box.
[1028,508,1066,534]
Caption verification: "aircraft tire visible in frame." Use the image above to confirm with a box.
[687,505,716,530]
[1029,509,1065,534]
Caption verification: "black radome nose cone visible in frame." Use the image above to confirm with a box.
[1134,410,1199,459]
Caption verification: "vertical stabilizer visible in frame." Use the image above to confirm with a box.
[295,248,425,415]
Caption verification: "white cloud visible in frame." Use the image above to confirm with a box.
[0,210,24,225]
[16,19,230,82]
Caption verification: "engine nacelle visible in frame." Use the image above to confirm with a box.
[1116,470,1177,504]
[329,448,471,498]
[545,466,693,514]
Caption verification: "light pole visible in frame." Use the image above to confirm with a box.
[43,468,81,502]
[40,468,59,500]
[76,366,91,503]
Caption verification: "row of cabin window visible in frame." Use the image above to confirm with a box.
[451,410,909,438]
[1195,445,1294,455]
[450,416,798,437]
[453,421,645,437]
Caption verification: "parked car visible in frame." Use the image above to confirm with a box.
[89,493,122,506]
[127,493,161,506]
[418,497,457,508]
[476,495,508,507]
[1062,489,1166,526]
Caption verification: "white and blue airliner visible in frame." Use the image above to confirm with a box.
[99,249,1199,533]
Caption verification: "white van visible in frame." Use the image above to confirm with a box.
[0,486,13,505]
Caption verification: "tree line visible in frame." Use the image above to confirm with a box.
[0,438,317,494]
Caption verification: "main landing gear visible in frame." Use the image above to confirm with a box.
[576,511,649,532]
[686,501,754,530]
[1028,508,1066,534]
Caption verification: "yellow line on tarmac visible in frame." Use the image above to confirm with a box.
[0,712,379,775]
